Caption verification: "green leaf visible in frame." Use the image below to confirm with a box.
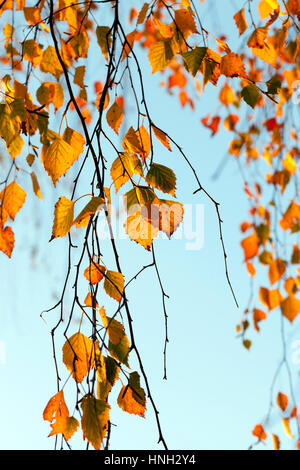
[181,47,207,76]
[266,76,281,95]
[108,334,130,367]
[241,85,260,108]
[146,163,176,196]
[96,26,112,61]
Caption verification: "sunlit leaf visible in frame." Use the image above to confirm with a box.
[146,163,176,196]
[0,181,26,220]
[103,270,124,303]
[84,263,106,285]
[117,372,146,417]
[81,395,110,450]
[62,332,94,383]
[51,196,74,240]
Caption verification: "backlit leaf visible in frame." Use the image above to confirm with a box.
[259,287,283,310]
[181,47,207,76]
[0,181,26,219]
[39,46,63,79]
[0,226,14,258]
[233,8,248,35]
[117,372,146,417]
[106,102,124,135]
[148,40,174,73]
[73,197,104,228]
[31,172,43,200]
[103,270,124,303]
[62,332,94,383]
[146,163,176,196]
[111,152,143,193]
[280,295,300,322]
[51,196,74,240]
[276,392,288,411]
[42,136,79,187]
[84,263,106,285]
[81,395,110,450]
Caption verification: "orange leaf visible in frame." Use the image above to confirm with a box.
[152,125,171,151]
[174,9,197,35]
[233,8,248,35]
[84,263,106,285]
[62,332,94,383]
[272,434,280,450]
[219,82,236,106]
[276,392,288,411]
[253,308,267,332]
[252,424,267,440]
[220,52,247,78]
[0,226,14,258]
[241,232,259,261]
[268,259,286,285]
[0,181,26,220]
[280,295,300,322]
[43,390,78,441]
[259,287,283,311]
[106,102,124,135]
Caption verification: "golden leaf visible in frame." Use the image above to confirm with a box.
[62,332,94,383]
[0,181,26,220]
[104,270,124,303]
[51,197,74,240]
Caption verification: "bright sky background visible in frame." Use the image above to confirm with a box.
[0,0,299,450]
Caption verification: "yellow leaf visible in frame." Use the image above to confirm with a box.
[251,41,277,67]
[81,395,110,450]
[6,135,24,159]
[62,127,85,157]
[73,197,104,228]
[36,82,64,112]
[0,181,26,219]
[62,332,94,383]
[39,46,63,79]
[110,153,143,193]
[148,40,174,73]
[104,270,124,303]
[282,417,293,439]
[31,172,43,200]
[99,306,125,345]
[125,207,158,250]
[42,136,78,187]
[282,153,296,174]
[106,102,124,134]
[219,83,236,106]
[51,197,74,240]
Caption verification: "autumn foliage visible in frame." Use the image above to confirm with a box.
[1,0,300,450]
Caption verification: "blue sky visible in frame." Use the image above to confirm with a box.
[0,0,299,450]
